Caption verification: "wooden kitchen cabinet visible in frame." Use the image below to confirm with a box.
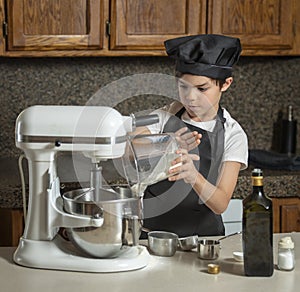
[0,0,4,55]
[0,0,299,56]
[0,208,23,247]
[110,0,206,51]
[3,0,107,55]
[208,0,297,55]
[1,197,299,247]
[273,197,300,233]
[0,0,109,56]
[1,0,206,56]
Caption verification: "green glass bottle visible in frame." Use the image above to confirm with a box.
[242,168,274,276]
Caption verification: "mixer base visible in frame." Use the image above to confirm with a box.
[13,235,150,273]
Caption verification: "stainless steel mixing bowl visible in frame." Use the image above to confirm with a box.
[63,187,142,258]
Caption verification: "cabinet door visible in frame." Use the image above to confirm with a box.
[0,0,4,54]
[110,0,207,51]
[273,198,300,233]
[6,0,104,51]
[208,0,296,53]
[281,202,300,233]
[0,208,24,247]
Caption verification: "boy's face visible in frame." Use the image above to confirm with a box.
[177,74,230,122]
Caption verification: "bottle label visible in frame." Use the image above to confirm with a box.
[243,211,273,276]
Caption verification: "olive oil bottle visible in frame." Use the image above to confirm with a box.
[242,168,274,276]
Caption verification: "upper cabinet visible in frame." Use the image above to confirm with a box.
[2,0,108,56]
[0,0,299,57]
[208,0,297,55]
[0,1,3,55]
[110,0,206,51]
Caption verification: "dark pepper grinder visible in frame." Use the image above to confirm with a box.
[280,105,297,155]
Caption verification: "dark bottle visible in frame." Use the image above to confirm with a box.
[280,105,297,155]
[242,168,274,276]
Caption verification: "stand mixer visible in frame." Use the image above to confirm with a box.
[13,105,161,273]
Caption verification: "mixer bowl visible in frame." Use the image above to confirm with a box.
[63,187,142,258]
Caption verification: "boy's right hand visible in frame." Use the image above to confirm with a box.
[175,127,201,151]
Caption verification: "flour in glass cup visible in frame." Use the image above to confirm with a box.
[131,152,182,195]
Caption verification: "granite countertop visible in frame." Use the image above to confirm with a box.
[0,157,299,209]
[234,168,300,199]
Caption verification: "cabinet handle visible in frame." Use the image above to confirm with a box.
[106,20,111,37]
[2,21,8,37]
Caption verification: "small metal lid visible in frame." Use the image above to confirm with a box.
[207,264,220,274]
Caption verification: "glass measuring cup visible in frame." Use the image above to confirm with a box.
[122,133,181,195]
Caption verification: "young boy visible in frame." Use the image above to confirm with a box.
[139,34,248,237]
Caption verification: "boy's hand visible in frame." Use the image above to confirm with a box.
[175,127,201,151]
[168,149,200,185]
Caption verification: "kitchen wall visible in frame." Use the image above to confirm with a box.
[0,56,299,158]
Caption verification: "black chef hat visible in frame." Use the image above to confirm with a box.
[164,34,242,79]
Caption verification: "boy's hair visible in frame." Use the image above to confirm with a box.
[175,71,226,90]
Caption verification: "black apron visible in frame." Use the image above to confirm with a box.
[141,107,226,238]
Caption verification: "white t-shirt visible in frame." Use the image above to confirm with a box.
[146,107,248,170]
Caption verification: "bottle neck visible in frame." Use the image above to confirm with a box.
[252,176,265,197]
[252,185,264,194]
[252,176,263,187]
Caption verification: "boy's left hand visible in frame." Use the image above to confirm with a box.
[168,148,200,185]
[175,127,201,151]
